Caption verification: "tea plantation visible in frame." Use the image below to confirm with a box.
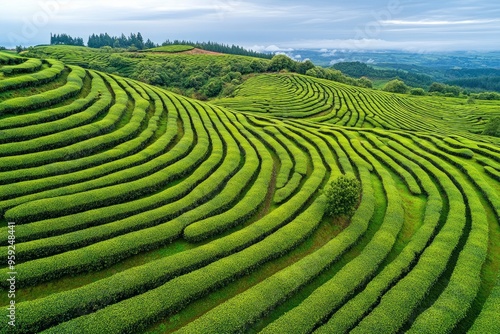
[0,52,498,333]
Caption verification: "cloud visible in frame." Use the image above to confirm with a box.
[249,45,294,52]
[1,0,499,51]
[382,19,500,26]
[279,38,500,52]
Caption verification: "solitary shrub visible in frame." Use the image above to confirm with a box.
[358,76,373,89]
[382,79,408,94]
[324,174,361,217]
[268,54,296,72]
[410,88,426,96]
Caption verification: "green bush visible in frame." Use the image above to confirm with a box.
[482,117,500,137]
[382,79,409,94]
[469,275,500,334]
[410,87,426,95]
[324,174,361,217]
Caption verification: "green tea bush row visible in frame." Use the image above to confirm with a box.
[0,73,108,149]
[477,141,500,155]
[0,59,65,93]
[0,91,186,218]
[0,82,116,156]
[321,129,372,173]
[0,53,24,65]
[469,275,500,333]
[350,139,467,333]
[317,129,356,175]
[274,172,303,203]
[183,119,273,242]
[0,85,178,188]
[264,126,308,175]
[285,122,339,176]
[3,91,200,223]
[38,196,327,334]
[361,133,422,195]
[0,58,42,75]
[254,129,293,188]
[408,180,488,333]
[0,73,131,172]
[5,103,248,268]
[409,134,499,218]
[0,65,86,114]
[11,117,212,258]
[218,74,336,118]
[177,166,374,334]
[317,138,442,333]
[0,85,169,239]
[485,166,500,181]
[262,136,404,334]
[417,134,475,159]
[13,144,326,332]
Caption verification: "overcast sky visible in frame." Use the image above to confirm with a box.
[1,0,499,51]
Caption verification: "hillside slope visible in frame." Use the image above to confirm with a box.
[217,73,500,143]
[0,53,499,334]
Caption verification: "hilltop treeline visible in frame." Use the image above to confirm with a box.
[161,40,272,59]
[48,33,270,59]
[87,32,157,50]
[50,33,84,46]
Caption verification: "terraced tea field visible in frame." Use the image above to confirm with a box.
[0,53,499,333]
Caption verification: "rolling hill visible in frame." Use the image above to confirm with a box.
[0,51,499,333]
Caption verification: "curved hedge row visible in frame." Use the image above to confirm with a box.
[0,65,86,114]
[0,58,42,75]
[216,73,500,145]
[0,59,64,93]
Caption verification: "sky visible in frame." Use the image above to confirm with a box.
[1,0,500,51]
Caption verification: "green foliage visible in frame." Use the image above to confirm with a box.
[332,61,433,88]
[25,45,271,99]
[358,76,373,88]
[268,54,296,72]
[482,117,500,137]
[324,174,361,217]
[0,58,42,75]
[447,76,500,93]
[202,78,223,98]
[250,59,268,72]
[428,82,463,96]
[469,276,500,334]
[410,87,426,95]
[472,91,500,100]
[382,79,409,94]
[305,66,373,88]
[50,33,84,46]
[88,32,147,50]
[142,45,194,53]
[16,45,26,53]
[0,66,86,115]
[296,60,315,74]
